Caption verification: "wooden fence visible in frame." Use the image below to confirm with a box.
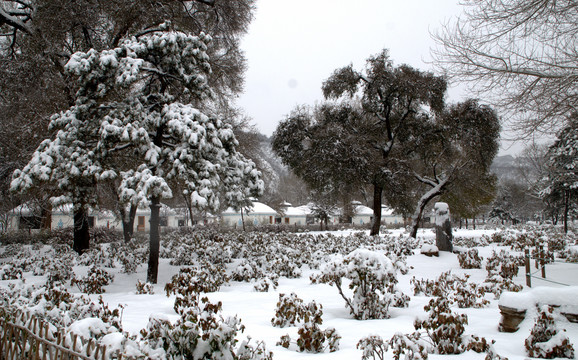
[0,310,108,360]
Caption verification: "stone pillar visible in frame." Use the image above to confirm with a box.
[434,202,453,252]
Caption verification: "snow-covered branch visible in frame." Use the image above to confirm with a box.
[0,5,31,34]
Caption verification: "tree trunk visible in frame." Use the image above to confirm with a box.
[370,183,383,236]
[473,216,476,230]
[73,204,90,254]
[564,189,569,234]
[465,218,469,229]
[241,207,246,231]
[121,204,137,243]
[410,189,443,238]
[183,192,195,226]
[41,203,52,229]
[147,196,161,284]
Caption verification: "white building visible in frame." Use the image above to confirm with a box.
[221,201,278,227]
[278,202,310,225]
[7,203,184,232]
[351,202,373,225]
[380,206,404,226]
[350,202,404,227]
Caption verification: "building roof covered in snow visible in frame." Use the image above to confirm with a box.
[222,201,277,215]
[282,204,311,217]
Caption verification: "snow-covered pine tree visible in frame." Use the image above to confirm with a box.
[11,98,105,254]
[14,25,263,281]
[67,25,262,283]
[541,115,578,233]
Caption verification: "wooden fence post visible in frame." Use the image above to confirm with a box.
[525,248,531,288]
[540,244,546,278]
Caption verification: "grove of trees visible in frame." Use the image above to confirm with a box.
[1,0,258,233]
[272,50,500,237]
[2,0,575,249]
[432,0,577,231]
[5,1,265,284]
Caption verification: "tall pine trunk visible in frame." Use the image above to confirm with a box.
[147,196,161,284]
[183,192,195,226]
[73,204,90,254]
[241,207,246,231]
[564,189,569,234]
[41,203,52,230]
[370,183,383,236]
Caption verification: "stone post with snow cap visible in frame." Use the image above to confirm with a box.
[434,202,453,252]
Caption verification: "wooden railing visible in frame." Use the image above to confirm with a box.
[0,310,108,360]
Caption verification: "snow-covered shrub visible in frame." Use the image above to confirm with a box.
[164,264,228,315]
[71,266,114,294]
[168,244,196,265]
[0,263,22,280]
[271,292,322,328]
[275,296,340,353]
[232,259,266,282]
[525,305,575,359]
[268,255,302,278]
[77,247,115,268]
[375,237,414,275]
[253,275,278,292]
[412,271,489,308]
[490,229,518,245]
[0,281,124,331]
[453,236,489,248]
[547,232,570,252]
[110,240,147,274]
[136,280,155,295]
[311,249,409,320]
[385,332,429,360]
[45,257,75,285]
[452,279,489,309]
[357,335,388,360]
[286,324,340,353]
[457,248,483,269]
[560,247,578,263]
[415,297,469,354]
[485,250,522,277]
[372,296,500,360]
[141,296,273,360]
[484,250,523,297]
[1,243,24,257]
[165,263,228,295]
[90,227,123,244]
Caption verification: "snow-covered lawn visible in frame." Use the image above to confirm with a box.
[2,227,577,359]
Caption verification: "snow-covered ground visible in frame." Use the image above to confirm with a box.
[2,227,578,359]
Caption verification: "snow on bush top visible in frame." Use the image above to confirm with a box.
[345,248,395,275]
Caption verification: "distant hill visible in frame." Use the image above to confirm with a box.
[491,155,518,180]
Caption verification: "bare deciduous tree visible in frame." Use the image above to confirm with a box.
[431,0,578,137]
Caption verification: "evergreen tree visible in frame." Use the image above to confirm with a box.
[13,27,263,282]
[408,99,500,237]
[321,50,446,235]
[541,115,578,233]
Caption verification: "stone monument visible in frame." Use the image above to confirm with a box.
[434,202,453,252]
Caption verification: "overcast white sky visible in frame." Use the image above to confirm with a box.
[237,0,464,132]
